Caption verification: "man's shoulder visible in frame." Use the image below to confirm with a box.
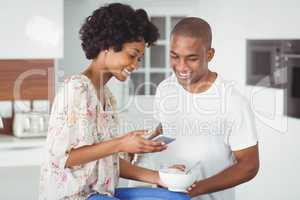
[215,76,250,110]
[156,74,178,92]
[159,73,177,85]
[230,89,250,112]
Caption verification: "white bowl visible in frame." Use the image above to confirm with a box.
[159,169,196,192]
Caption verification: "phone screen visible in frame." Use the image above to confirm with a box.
[153,136,176,144]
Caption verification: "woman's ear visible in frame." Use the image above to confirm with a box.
[207,48,215,62]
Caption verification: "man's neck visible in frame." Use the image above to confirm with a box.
[182,70,217,94]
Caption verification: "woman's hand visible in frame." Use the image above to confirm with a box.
[168,164,186,172]
[118,130,167,154]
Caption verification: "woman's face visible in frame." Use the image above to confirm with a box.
[104,41,146,81]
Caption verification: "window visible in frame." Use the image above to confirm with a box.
[114,0,198,110]
[127,16,185,96]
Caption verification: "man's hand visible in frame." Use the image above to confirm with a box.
[186,144,259,198]
[187,181,201,197]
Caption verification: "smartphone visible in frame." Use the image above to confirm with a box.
[153,136,176,144]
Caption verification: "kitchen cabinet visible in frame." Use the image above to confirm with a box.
[246,39,300,118]
[0,0,63,58]
[0,135,43,200]
[0,166,41,200]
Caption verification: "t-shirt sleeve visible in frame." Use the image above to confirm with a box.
[226,99,258,151]
[153,85,162,122]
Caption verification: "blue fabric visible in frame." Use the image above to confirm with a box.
[115,187,191,200]
[87,188,191,200]
[87,193,120,200]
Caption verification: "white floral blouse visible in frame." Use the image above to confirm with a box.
[39,75,125,200]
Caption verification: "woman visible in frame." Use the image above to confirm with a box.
[39,3,190,200]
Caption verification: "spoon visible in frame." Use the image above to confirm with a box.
[185,161,202,174]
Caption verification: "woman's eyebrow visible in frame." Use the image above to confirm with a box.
[132,48,144,56]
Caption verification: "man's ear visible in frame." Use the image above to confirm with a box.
[207,48,215,62]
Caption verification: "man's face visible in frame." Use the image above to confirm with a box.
[170,34,214,87]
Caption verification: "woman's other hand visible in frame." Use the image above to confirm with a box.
[118,130,167,153]
[168,164,186,172]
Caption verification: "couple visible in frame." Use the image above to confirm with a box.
[39,3,259,200]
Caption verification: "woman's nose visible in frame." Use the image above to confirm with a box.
[130,59,140,70]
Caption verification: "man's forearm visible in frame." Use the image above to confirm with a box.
[119,158,159,185]
[189,160,259,197]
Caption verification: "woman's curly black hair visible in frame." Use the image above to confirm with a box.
[79,3,159,59]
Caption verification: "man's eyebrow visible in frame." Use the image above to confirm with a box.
[187,54,199,58]
[170,51,198,57]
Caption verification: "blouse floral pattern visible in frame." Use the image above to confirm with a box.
[39,75,125,200]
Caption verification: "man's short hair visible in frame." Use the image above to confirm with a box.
[171,17,212,48]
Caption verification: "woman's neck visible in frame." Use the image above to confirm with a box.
[83,62,112,90]
[82,62,112,107]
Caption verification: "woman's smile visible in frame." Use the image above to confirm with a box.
[122,68,132,78]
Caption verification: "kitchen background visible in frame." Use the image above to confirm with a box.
[0,0,300,199]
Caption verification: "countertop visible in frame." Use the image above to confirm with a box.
[0,134,46,167]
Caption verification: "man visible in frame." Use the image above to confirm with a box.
[152,17,259,200]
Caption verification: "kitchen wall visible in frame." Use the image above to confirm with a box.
[58,0,300,199]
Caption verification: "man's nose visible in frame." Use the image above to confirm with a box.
[177,59,189,71]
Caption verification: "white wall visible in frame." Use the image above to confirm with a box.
[196,0,300,199]
[0,0,63,58]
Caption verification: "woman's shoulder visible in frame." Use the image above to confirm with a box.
[64,74,90,85]
[62,74,92,92]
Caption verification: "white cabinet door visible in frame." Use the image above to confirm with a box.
[0,0,63,59]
